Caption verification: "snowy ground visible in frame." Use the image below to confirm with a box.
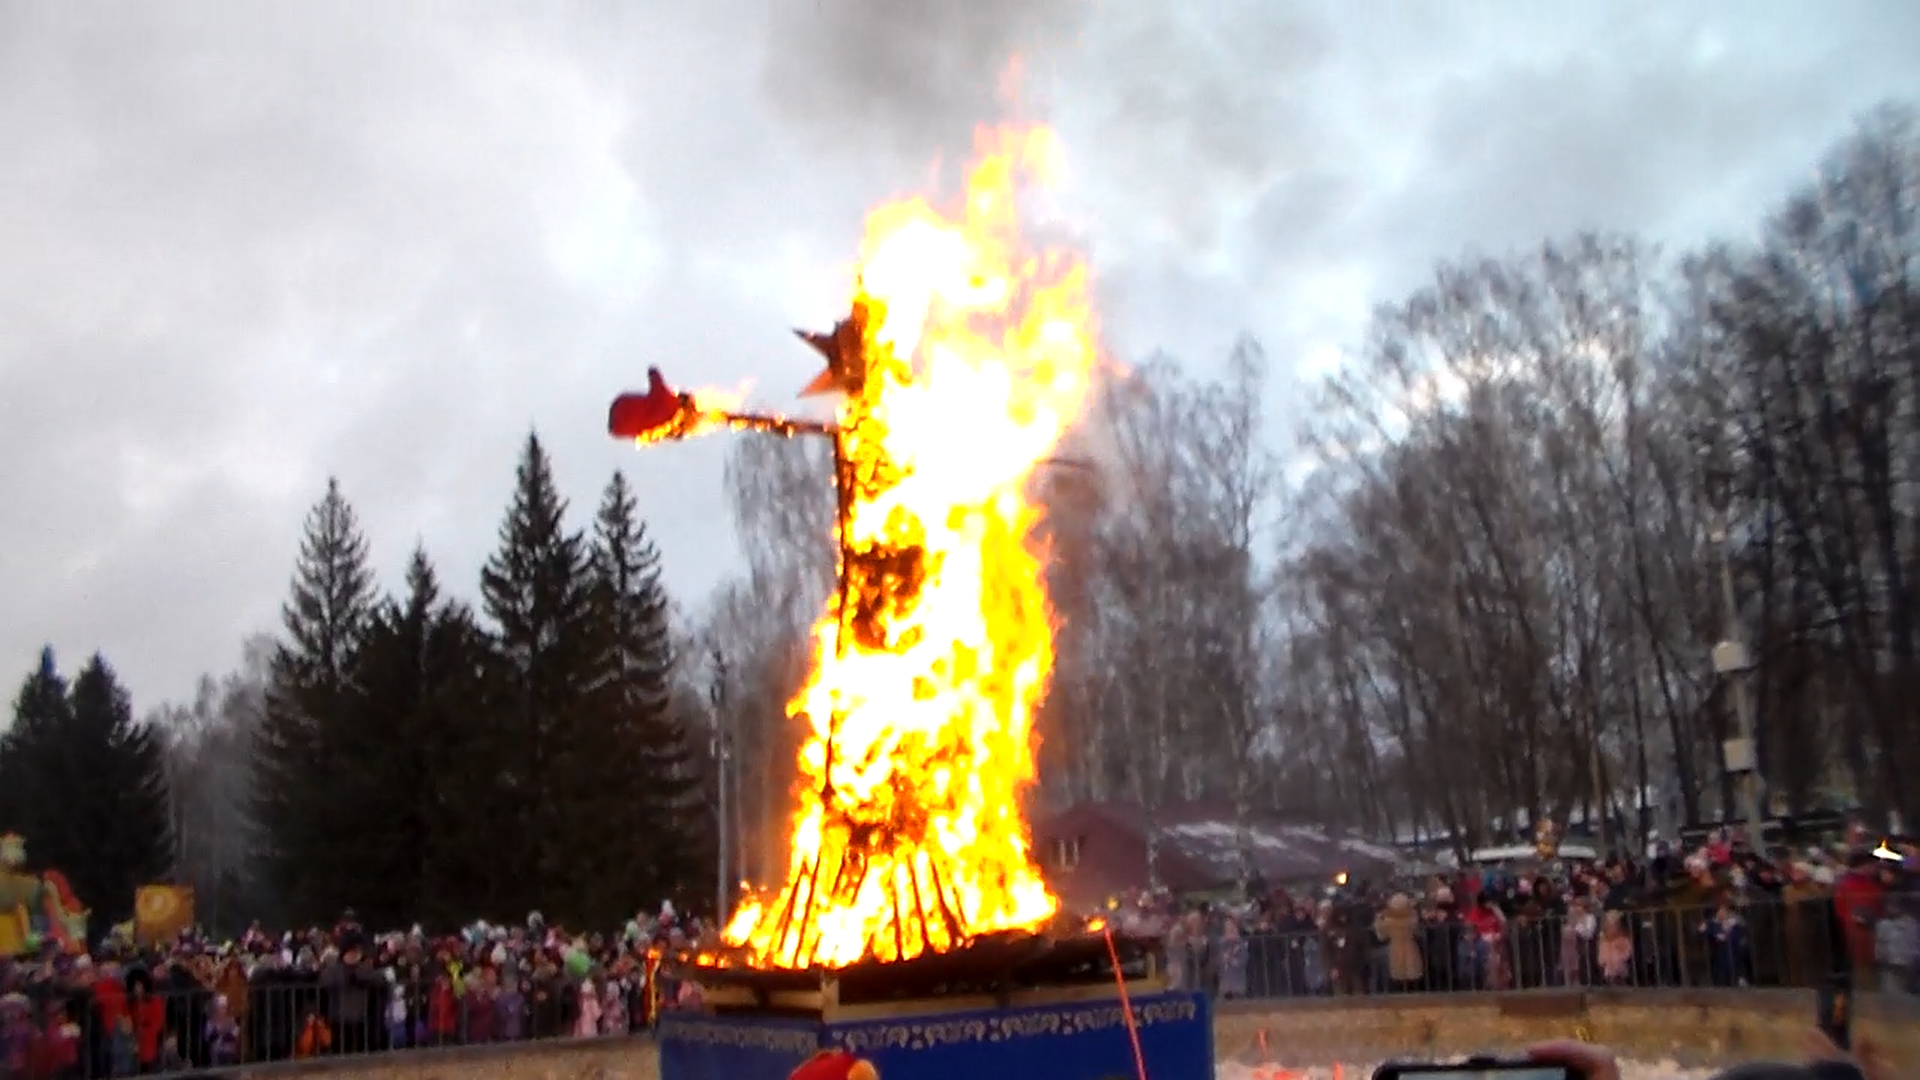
[1216,1061,1719,1079]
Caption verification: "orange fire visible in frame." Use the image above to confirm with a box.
[637,385,754,446]
[723,124,1095,969]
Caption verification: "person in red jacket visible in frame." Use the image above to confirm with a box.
[124,969,167,1074]
[26,1001,79,1080]
[1832,852,1887,979]
[425,973,459,1046]
[89,970,127,1049]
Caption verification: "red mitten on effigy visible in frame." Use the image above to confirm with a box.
[609,367,686,439]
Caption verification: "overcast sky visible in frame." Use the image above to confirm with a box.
[3,1,1916,711]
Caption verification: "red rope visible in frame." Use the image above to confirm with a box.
[1102,926,1149,1080]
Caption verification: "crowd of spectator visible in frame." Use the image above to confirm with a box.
[2,829,1915,1079]
[1122,829,1918,1000]
[0,903,720,1079]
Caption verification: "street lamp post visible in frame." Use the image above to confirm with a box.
[1703,459,1766,843]
[710,646,731,924]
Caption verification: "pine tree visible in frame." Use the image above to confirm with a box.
[0,648,69,839]
[323,549,431,930]
[253,477,377,921]
[479,433,602,922]
[66,654,174,926]
[0,650,172,931]
[587,471,707,912]
[352,546,498,927]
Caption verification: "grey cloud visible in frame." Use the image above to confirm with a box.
[1260,2,1920,284]
[1054,2,1336,249]
[758,0,1089,161]
[3,1,1917,710]
[0,3,752,703]
[1116,1,1920,386]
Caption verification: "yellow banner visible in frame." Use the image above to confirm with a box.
[134,885,194,945]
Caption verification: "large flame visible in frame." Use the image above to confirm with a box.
[723,124,1094,969]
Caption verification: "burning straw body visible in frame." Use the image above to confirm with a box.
[608,123,1100,977]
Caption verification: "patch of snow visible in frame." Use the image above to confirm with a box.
[1246,830,1302,855]
[1279,825,1402,867]
[1167,822,1248,845]
[1162,824,1243,874]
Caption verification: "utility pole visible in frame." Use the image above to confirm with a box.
[710,646,731,924]
[1707,498,1766,846]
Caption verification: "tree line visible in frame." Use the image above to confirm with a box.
[4,433,711,935]
[0,650,173,930]
[695,102,1920,884]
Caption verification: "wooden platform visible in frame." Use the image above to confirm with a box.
[684,929,1165,1022]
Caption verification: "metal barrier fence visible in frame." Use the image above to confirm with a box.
[1,895,1913,1078]
[0,972,684,1080]
[1179,897,1919,1000]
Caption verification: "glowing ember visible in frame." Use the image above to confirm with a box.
[640,387,749,443]
[723,123,1096,969]
[609,370,757,445]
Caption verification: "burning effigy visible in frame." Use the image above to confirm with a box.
[609,123,1212,1080]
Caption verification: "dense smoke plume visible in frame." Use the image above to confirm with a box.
[759,0,1090,158]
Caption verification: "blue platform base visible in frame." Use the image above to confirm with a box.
[658,990,1213,1080]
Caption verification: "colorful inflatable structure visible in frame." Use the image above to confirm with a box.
[0,833,89,956]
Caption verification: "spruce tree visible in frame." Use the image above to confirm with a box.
[479,433,601,921]
[0,650,172,931]
[253,477,376,921]
[352,546,499,927]
[324,549,431,931]
[587,471,707,912]
[0,648,69,840]
[66,654,174,926]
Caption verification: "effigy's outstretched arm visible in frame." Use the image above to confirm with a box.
[708,411,835,440]
[609,367,834,446]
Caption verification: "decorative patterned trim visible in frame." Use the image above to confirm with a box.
[828,997,1201,1053]
[660,1019,821,1056]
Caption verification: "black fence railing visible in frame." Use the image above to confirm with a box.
[0,968,691,1080]
[1,895,1912,1079]
[1177,897,1917,1000]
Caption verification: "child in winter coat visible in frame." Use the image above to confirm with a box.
[1874,897,1917,994]
[107,1015,135,1077]
[1561,897,1599,986]
[295,1010,333,1059]
[464,974,497,1044]
[29,1000,80,1080]
[124,972,166,1073]
[1703,901,1750,987]
[157,1035,188,1074]
[1216,921,1249,998]
[600,979,630,1036]
[205,996,241,1066]
[573,978,603,1038]
[425,974,458,1046]
[1597,911,1633,985]
[495,978,527,1042]
[384,977,409,1051]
